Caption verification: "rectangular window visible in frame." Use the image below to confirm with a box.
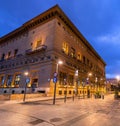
[8,51,11,58]
[77,53,81,61]
[14,74,21,87]
[32,78,38,88]
[68,74,74,85]
[59,90,62,95]
[0,76,5,87]
[83,56,86,64]
[59,72,67,85]
[36,39,42,47]
[6,75,13,87]
[14,49,18,57]
[90,63,93,69]
[69,90,72,94]
[1,53,5,61]
[64,90,67,95]
[87,59,89,65]
[71,47,75,58]
[62,42,69,54]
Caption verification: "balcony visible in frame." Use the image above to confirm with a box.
[26,45,47,55]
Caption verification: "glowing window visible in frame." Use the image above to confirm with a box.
[62,42,69,54]
[14,74,21,87]
[70,47,75,57]
[36,39,42,47]
[77,53,81,60]
[59,72,67,85]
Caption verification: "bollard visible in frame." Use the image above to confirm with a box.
[64,95,67,103]
[72,95,74,101]
[94,94,96,99]
[102,95,104,99]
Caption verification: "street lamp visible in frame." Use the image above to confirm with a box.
[23,71,29,102]
[86,72,92,85]
[87,72,92,98]
[75,69,78,96]
[53,60,63,105]
[56,61,63,73]
[88,73,92,77]
[88,72,92,84]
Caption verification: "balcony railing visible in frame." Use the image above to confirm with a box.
[26,45,47,55]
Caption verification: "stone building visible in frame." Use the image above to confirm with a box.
[106,78,120,92]
[0,5,106,96]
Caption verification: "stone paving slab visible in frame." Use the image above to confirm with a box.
[36,122,54,126]
[0,94,120,126]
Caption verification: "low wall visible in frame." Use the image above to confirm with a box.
[0,94,10,100]
[11,93,47,100]
[0,93,46,100]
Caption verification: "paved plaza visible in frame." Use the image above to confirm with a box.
[0,94,120,126]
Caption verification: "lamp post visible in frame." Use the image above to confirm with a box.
[75,69,78,96]
[23,71,29,102]
[53,60,63,105]
[82,79,86,99]
[86,73,92,85]
[63,78,67,103]
[88,73,92,83]
[87,72,92,98]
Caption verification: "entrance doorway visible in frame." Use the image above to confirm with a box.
[31,78,38,92]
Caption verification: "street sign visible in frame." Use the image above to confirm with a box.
[54,72,58,77]
[53,77,57,83]
[26,78,30,84]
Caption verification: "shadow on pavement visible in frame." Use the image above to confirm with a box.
[20,101,53,106]
[20,100,61,106]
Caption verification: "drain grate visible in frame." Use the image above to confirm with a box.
[50,118,62,122]
[29,119,44,125]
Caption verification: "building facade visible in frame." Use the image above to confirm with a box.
[106,78,120,92]
[0,5,106,96]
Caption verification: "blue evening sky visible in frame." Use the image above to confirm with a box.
[0,0,120,78]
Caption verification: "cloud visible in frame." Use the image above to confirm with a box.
[106,73,116,78]
[116,60,120,65]
[96,31,120,45]
[106,60,120,78]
